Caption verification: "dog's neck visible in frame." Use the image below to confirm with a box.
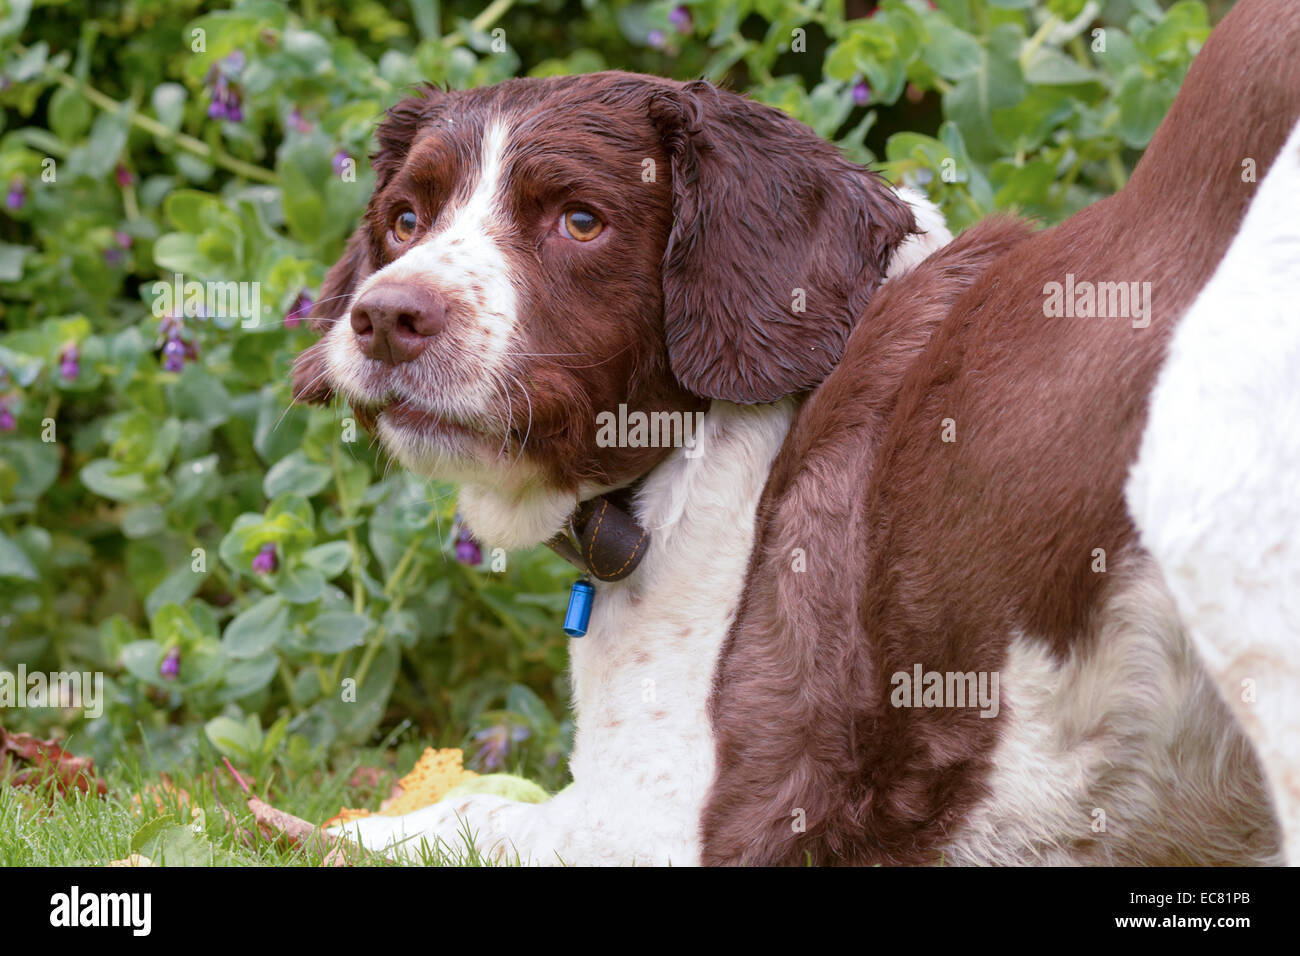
[561,399,798,863]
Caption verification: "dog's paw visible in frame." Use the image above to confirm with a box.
[328,793,523,863]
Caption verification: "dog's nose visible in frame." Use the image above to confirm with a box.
[350,285,448,364]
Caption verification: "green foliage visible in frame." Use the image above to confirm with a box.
[0,0,1213,784]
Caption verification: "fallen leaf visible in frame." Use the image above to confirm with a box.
[248,796,348,866]
[0,725,107,798]
[322,747,477,828]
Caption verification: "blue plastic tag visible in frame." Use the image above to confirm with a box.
[563,578,595,637]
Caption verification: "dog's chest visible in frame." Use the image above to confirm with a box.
[561,401,793,861]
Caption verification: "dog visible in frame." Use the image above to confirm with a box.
[295,0,1300,864]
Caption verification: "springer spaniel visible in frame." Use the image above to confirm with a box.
[295,0,1300,865]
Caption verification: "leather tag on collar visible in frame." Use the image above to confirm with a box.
[546,494,650,582]
[572,497,649,581]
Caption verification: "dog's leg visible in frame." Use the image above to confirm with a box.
[329,780,702,865]
[328,788,587,865]
[1127,120,1300,864]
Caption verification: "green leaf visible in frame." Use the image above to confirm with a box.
[48,85,92,140]
[151,83,187,133]
[1022,47,1099,86]
[153,233,211,276]
[0,438,58,500]
[277,565,326,604]
[137,824,220,866]
[0,0,32,40]
[204,714,262,760]
[0,531,38,581]
[145,563,207,619]
[264,450,331,499]
[302,540,352,578]
[162,189,225,233]
[922,21,982,81]
[1117,69,1176,148]
[302,611,371,653]
[122,504,167,538]
[172,364,232,427]
[221,653,278,700]
[942,25,1027,161]
[992,158,1057,210]
[74,110,130,180]
[0,344,43,385]
[223,594,289,658]
[277,137,332,244]
[80,458,150,502]
[506,683,553,728]
[0,243,32,282]
[119,640,165,685]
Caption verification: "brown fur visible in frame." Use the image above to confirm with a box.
[701,0,1300,865]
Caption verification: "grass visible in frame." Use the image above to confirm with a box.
[0,740,522,867]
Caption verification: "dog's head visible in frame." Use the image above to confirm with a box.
[293,72,921,548]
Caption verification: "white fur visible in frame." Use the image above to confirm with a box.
[887,186,952,279]
[322,120,521,465]
[1127,120,1300,863]
[331,401,794,863]
[946,558,1275,865]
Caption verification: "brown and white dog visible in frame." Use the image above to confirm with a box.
[295,0,1300,865]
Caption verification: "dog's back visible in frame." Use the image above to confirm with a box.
[703,0,1300,865]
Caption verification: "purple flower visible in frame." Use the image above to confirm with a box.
[0,405,14,432]
[454,521,482,565]
[205,52,247,123]
[160,647,181,680]
[669,6,692,33]
[59,344,80,380]
[162,337,186,372]
[252,543,278,574]
[5,179,25,211]
[331,150,351,177]
[472,726,509,772]
[107,232,132,266]
[285,289,314,329]
[852,80,872,107]
[208,88,244,122]
[287,107,312,133]
[647,28,666,49]
[159,313,184,339]
[473,724,532,772]
[114,163,135,188]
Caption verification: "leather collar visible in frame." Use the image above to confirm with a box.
[545,483,649,582]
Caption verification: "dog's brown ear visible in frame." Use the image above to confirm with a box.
[291,226,370,405]
[649,82,915,404]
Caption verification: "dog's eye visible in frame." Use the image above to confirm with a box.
[392,210,418,243]
[562,208,603,242]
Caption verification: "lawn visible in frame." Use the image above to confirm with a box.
[0,733,517,866]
